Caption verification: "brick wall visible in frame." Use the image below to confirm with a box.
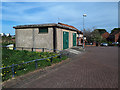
[101,32,109,39]
[115,32,120,42]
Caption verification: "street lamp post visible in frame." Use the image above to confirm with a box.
[83,14,87,49]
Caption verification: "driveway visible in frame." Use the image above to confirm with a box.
[12,47,119,88]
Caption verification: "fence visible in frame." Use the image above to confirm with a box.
[1,46,67,79]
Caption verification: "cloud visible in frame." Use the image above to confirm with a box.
[2,2,118,34]
[2,2,82,24]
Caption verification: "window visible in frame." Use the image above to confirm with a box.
[39,27,48,33]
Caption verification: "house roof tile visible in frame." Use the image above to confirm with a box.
[111,29,120,35]
[58,22,83,34]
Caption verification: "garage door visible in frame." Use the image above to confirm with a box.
[63,31,69,49]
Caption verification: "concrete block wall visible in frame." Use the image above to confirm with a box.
[15,28,33,48]
[15,27,53,49]
[56,28,77,50]
[56,28,62,51]
[15,27,77,51]
[33,27,53,49]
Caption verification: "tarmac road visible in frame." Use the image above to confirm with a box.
[15,46,119,88]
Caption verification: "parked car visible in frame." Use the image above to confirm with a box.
[6,44,14,50]
[100,43,108,46]
[90,43,93,45]
[112,42,119,46]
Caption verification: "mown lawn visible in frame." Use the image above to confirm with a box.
[1,48,67,81]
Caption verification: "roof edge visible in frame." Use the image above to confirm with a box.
[13,23,78,31]
[13,23,57,29]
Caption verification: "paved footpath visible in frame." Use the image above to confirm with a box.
[18,47,118,88]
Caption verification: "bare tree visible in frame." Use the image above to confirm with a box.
[91,30,103,43]
[84,26,97,43]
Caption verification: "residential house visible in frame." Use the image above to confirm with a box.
[112,30,120,42]
[77,31,87,46]
[13,23,78,51]
[101,32,109,39]
[108,29,120,42]
[114,32,120,42]
[77,31,83,46]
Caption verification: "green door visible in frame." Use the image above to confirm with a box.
[63,31,69,49]
[73,33,76,46]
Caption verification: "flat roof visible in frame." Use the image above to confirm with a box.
[13,23,78,32]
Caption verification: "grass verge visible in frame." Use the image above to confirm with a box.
[2,48,67,81]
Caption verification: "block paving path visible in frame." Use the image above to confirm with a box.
[13,47,119,88]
